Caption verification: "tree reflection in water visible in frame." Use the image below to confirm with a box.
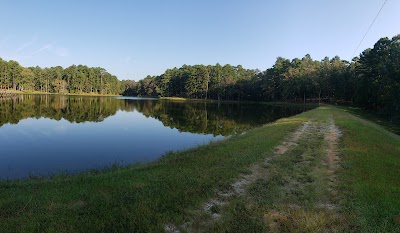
[0,95,312,136]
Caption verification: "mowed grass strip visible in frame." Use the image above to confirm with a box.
[202,107,400,232]
[212,107,349,232]
[0,111,309,232]
[333,108,400,232]
[338,106,400,136]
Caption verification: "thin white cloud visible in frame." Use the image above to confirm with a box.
[32,43,54,55]
[55,47,70,57]
[5,35,70,62]
[15,43,69,60]
[15,36,38,53]
[32,43,70,57]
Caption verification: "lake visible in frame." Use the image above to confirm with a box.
[0,95,313,179]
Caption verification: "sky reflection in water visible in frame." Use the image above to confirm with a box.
[0,95,311,179]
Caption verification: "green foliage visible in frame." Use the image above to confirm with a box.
[123,63,258,101]
[122,34,399,118]
[1,34,399,115]
[354,35,400,114]
[0,60,121,95]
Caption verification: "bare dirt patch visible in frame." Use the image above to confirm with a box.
[275,121,311,155]
[324,119,341,171]
[320,119,342,206]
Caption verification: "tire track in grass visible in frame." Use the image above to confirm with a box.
[165,121,313,232]
[262,117,346,232]
[318,118,341,210]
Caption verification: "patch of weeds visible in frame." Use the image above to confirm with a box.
[210,205,220,214]
[247,179,279,206]
[214,200,267,233]
[239,168,252,175]
[297,174,315,183]
[264,208,348,233]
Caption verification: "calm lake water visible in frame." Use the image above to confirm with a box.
[0,95,313,179]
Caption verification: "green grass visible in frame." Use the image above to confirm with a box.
[212,107,349,232]
[338,106,400,135]
[1,106,399,232]
[333,108,400,232]
[159,97,187,101]
[209,107,400,232]
[0,111,308,232]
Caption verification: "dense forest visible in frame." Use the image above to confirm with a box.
[0,60,121,94]
[123,35,400,116]
[1,35,399,115]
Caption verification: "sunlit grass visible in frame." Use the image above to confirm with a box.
[214,107,349,232]
[159,96,187,101]
[334,109,400,232]
[338,106,400,135]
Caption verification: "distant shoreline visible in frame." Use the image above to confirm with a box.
[18,91,121,97]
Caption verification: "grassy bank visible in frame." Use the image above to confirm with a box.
[334,108,400,231]
[210,107,400,232]
[338,106,400,135]
[0,107,399,232]
[159,97,187,101]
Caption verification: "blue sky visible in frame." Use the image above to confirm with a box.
[0,0,398,80]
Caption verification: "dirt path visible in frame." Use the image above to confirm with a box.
[320,119,342,208]
[263,118,344,232]
[166,117,343,232]
[202,121,313,218]
[165,121,313,232]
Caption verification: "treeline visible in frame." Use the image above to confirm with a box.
[121,64,257,100]
[123,35,400,114]
[0,60,121,94]
[1,35,399,114]
[122,64,259,100]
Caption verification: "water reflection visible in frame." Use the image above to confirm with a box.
[0,95,310,135]
[0,95,313,179]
